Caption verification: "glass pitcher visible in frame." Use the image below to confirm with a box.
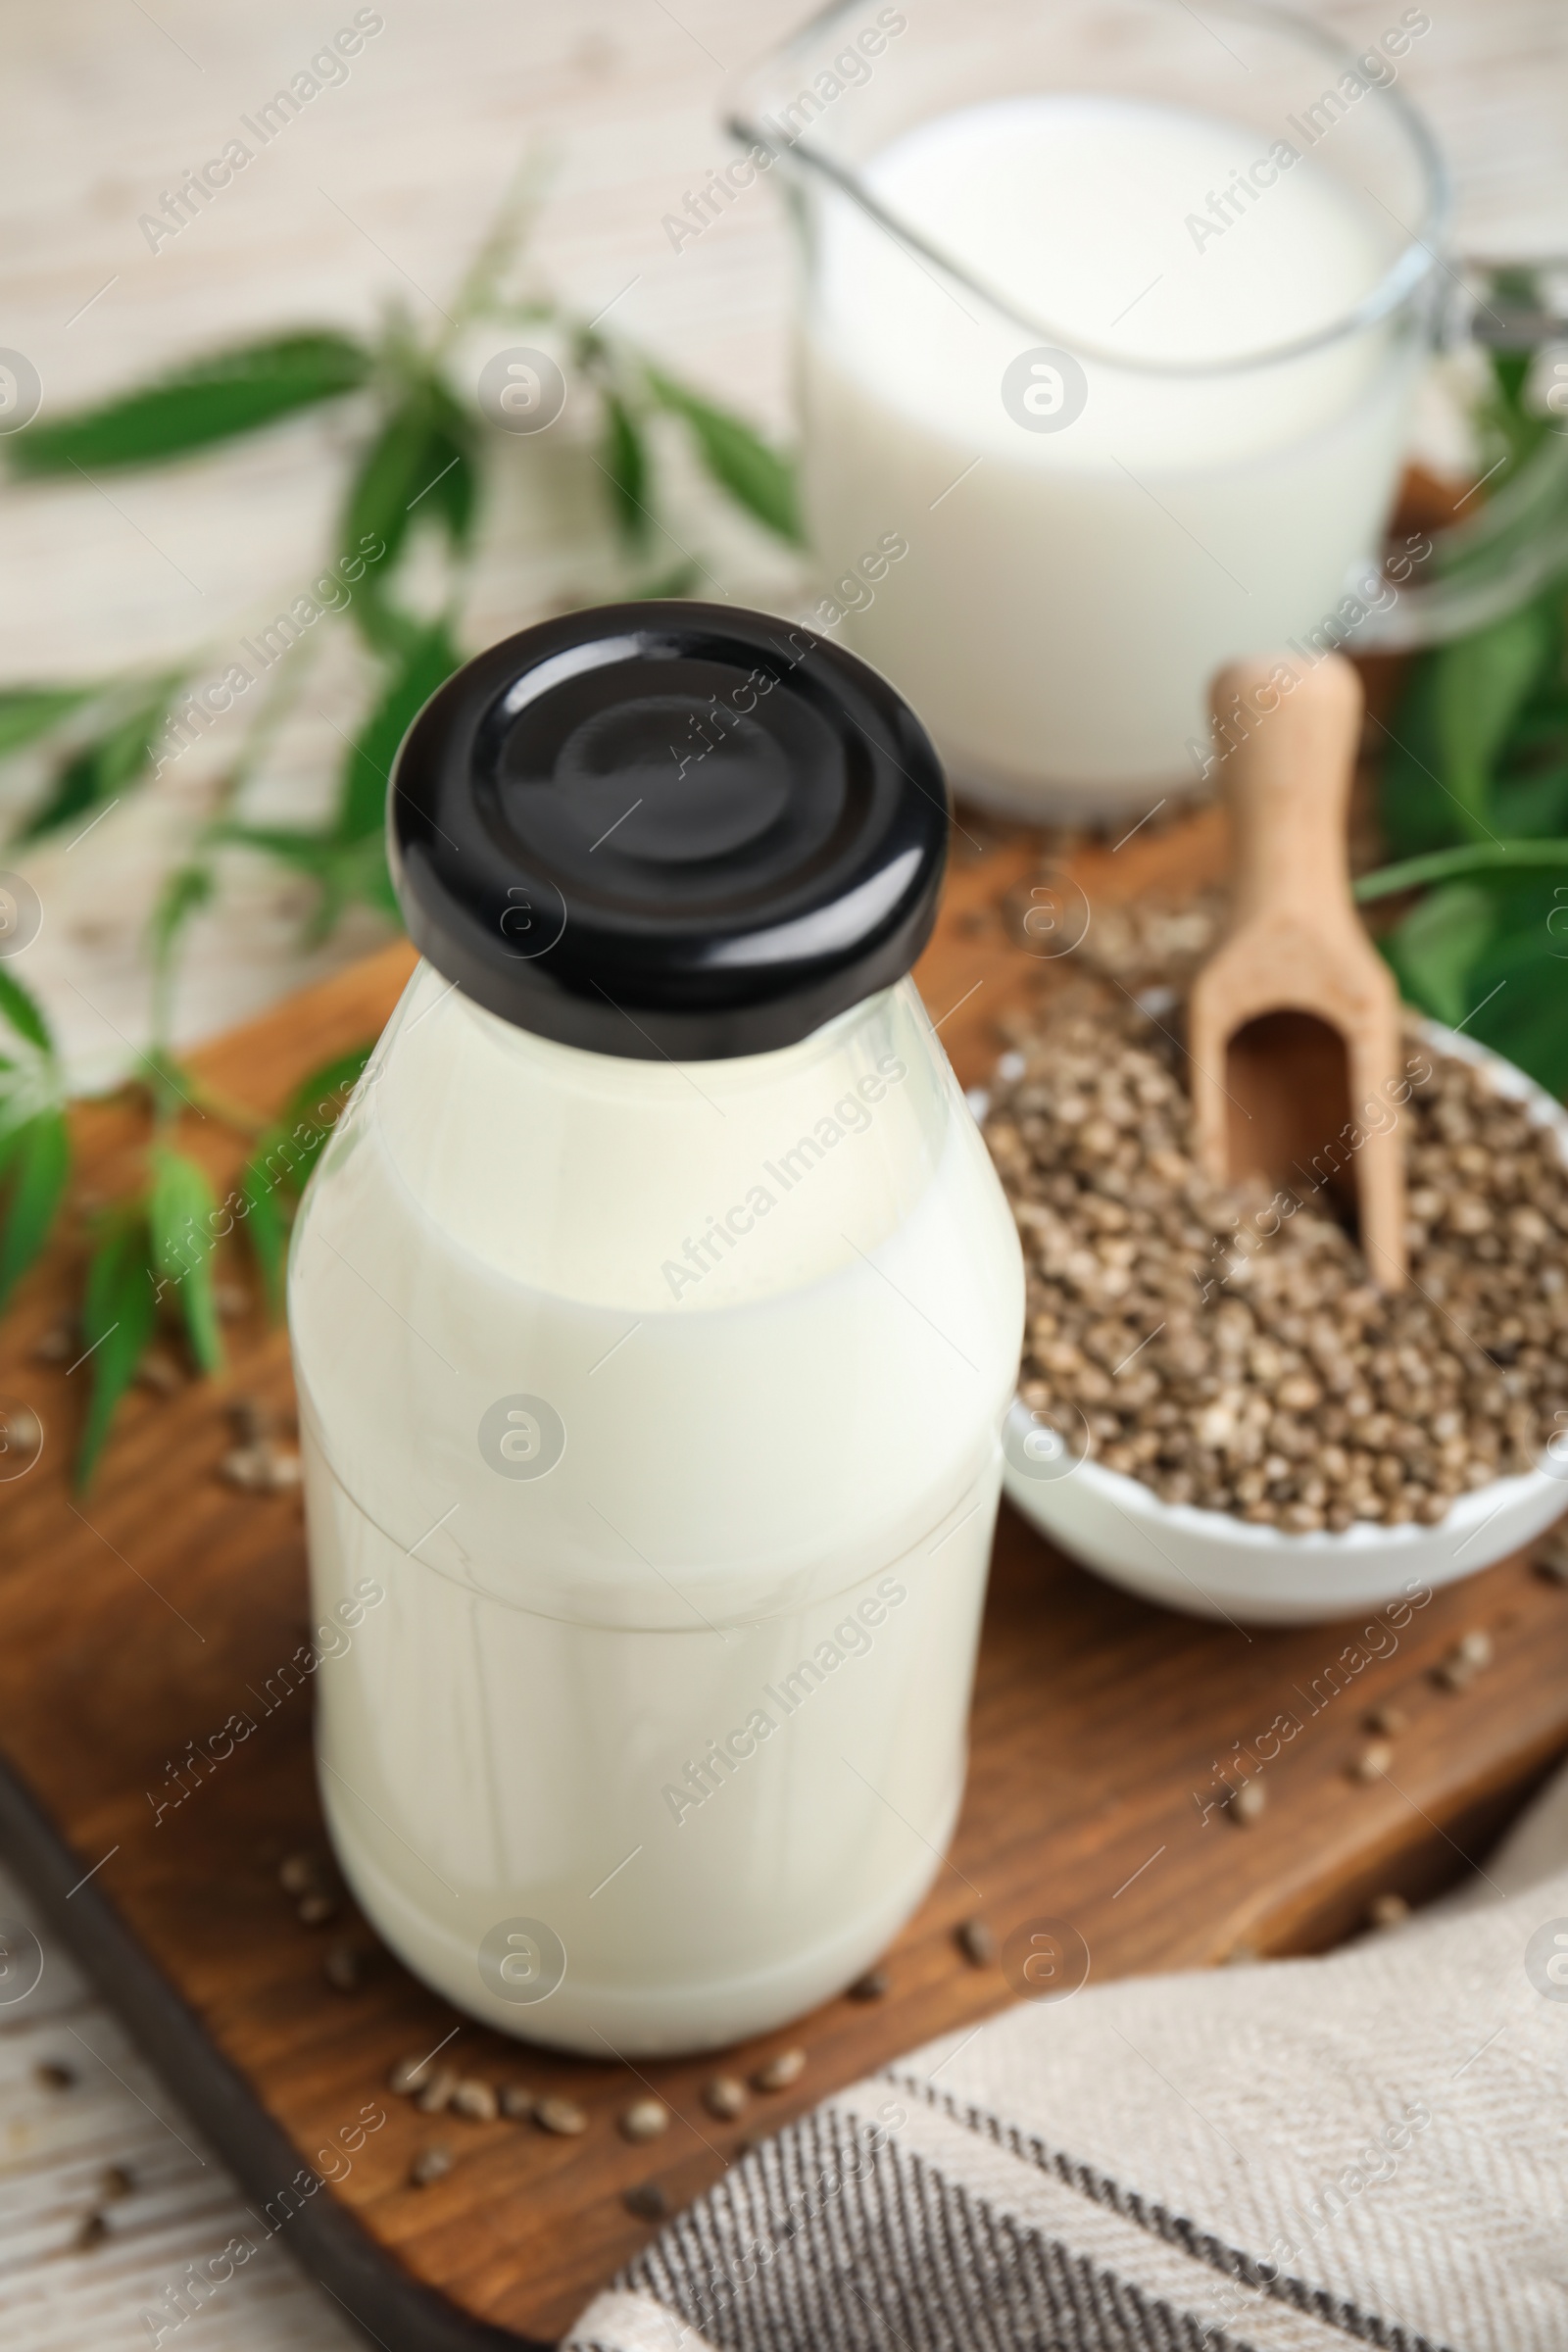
[727,0,1568,821]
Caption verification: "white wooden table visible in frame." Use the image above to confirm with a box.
[1,1,1565,2343]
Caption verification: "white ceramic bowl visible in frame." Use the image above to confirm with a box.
[1002,1022,1568,1625]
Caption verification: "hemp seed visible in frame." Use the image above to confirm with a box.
[702,2076,747,2120]
[389,2054,431,2096]
[322,1941,364,1992]
[223,1442,303,1493]
[409,2144,452,2186]
[849,1967,889,2000]
[985,982,1568,1532]
[33,1314,74,1362]
[534,2094,589,2136]
[74,2212,108,2252]
[416,2068,458,2115]
[624,2180,669,2221]
[956,1918,997,1967]
[1436,1630,1494,1690]
[1535,1535,1568,1585]
[227,1395,273,1444]
[499,2084,535,2122]
[619,2098,669,2142]
[752,2049,807,2093]
[1227,1779,1266,1825]
[1368,1891,1411,1931]
[451,2079,499,2123]
[279,1852,327,1898]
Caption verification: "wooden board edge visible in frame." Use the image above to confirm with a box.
[0,1755,548,2352]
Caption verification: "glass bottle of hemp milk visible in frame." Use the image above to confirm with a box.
[289,603,1024,2055]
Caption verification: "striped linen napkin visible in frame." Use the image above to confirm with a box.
[567,1772,1568,2352]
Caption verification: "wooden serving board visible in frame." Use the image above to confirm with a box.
[3,808,1567,2350]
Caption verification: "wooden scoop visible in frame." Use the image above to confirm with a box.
[1188,651,1406,1289]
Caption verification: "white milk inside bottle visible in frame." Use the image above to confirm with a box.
[799,90,1424,815]
[289,603,1025,2055]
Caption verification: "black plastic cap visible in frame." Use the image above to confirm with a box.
[388,602,949,1061]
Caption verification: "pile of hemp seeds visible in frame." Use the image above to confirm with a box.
[983,980,1568,1532]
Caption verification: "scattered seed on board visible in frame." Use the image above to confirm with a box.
[849,1967,889,2000]
[619,2098,669,2142]
[1535,1539,1568,1586]
[416,2068,458,2115]
[223,1442,304,1494]
[1348,1740,1394,1784]
[228,1395,273,1444]
[279,1853,327,1898]
[298,1891,339,1927]
[452,2079,499,2123]
[1368,1892,1411,1931]
[752,2049,806,2093]
[74,2212,108,2252]
[499,2084,535,2122]
[1436,1630,1494,1690]
[33,1315,74,1362]
[1364,1703,1407,1738]
[135,1350,183,1395]
[702,2076,747,2121]
[323,1942,364,1992]
[624,2181,668,2221]
[99,2165,134,2202]
[0,1405,40,1463]
[956,1918,996,1968]
[1228,1780,1266,1825]
[535,2095,589,2137]
[389,2054,430,2096]
[35,2061,74,2091]
[410,2145,452,2187]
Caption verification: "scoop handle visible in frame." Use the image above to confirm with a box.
[1210,653,1363,927]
